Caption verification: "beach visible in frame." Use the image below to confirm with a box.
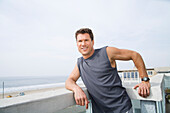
[0,86,65,99]
[0,75,71,99]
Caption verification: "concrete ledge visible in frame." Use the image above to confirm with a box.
[125,74,164,101]
[0,85,88,113]
[0,74,166,113]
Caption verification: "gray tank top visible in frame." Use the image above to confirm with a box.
[77,46,132,113]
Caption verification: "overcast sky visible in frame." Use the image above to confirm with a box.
[0,0,170,77]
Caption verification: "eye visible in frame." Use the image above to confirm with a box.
[85,39,89,41]
[77,40,82,42]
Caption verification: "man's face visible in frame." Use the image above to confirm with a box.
[76,33,94,58]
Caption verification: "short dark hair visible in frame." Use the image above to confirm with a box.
[75,28,94,41]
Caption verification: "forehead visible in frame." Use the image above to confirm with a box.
[77,33,91,40]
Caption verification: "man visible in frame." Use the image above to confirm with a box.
[65,28,150,113]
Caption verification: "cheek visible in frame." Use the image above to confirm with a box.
[76,42,79,46]
[77,43,81,48]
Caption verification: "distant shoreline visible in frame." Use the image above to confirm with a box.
[0,86,65,99]
[0,81,84,99]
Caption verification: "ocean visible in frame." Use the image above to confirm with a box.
[0,75,74,94]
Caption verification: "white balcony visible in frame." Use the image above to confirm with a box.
[0,74,170,113]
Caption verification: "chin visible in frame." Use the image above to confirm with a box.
[81,52,89,56]
[81,52,87,56]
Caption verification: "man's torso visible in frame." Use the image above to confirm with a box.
[77,46,132,113]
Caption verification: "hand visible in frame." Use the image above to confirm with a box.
[134,81,151,98]
[74,87,89,109]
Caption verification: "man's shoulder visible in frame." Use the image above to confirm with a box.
[97,46,108,49]
[95,46,108,51]
[77,56,83,59]
[77,57,83,62]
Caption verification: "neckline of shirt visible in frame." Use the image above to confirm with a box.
[83,49,96,60]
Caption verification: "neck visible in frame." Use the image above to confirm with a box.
[83,48,95,59]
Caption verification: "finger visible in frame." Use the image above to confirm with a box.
[141,88,144,97]
[79,99,82,105]
[143,87,147,98]
[138,87,141,96]
[147,87,150,96]
[85,98,89,109]
[81,98,85,106]
[134,84,139,89]
[76,98,81,105]
[75,99,79,105]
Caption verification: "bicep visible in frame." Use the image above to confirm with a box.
[68,64,80,82]
[107,47,137,61]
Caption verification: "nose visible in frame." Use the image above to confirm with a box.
[82,41,85,45]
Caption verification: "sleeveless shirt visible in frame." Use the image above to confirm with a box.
[77,46,132,113]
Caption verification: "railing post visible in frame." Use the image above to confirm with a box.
[162,75,166,113]
[2,82,4,99]
[140,100,157,113]
[156,101,163,113]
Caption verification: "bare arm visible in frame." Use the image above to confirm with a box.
[65,64,81,91]
[65,64,89,109]
[107,47,150,97]
[107,47,148,78]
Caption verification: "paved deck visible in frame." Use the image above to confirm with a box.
[166,102,170,113]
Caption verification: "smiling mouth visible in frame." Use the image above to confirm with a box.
[81,47,88,51]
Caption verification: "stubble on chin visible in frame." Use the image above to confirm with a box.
[82,48,93,56]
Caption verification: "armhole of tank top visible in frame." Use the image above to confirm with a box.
[77,58,82,76]
[104,46,116,69]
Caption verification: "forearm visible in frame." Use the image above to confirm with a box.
[65,77,89,108]
[65,78,82,92]
[132,52,148,78]
[132,52,151,98]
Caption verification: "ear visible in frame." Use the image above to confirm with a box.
[76,41,79,47]
[92,40,94,46]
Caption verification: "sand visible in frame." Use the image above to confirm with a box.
[0,86,65,99]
